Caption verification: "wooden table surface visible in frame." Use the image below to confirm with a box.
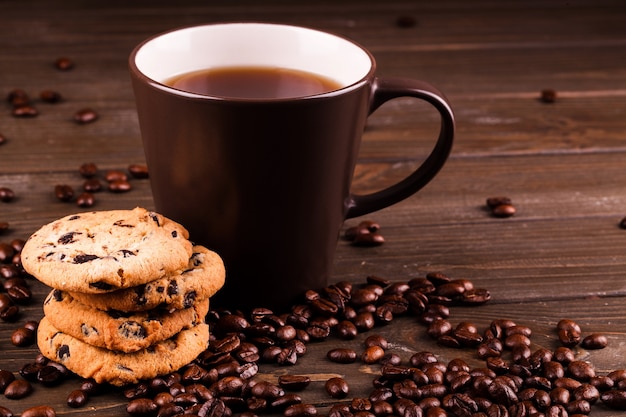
[2,1,626,416]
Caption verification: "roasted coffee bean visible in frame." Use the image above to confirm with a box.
[76,192,95,207]
[601,389,626,410]
[128,164,149,179]
[83,178,102,192]
[361,346,385,364]
[0,406,14,417]
[0,243,15,262]
[104,169,128,182]
[543,361,565,380]
[335,320,358,340]
[20,406,56,417]
[558,328,581,347]
[553,346,575,364]
[7,284,32,303]
[1,264,20,279]
[12,105,38,117]
[540,89,557,103]
[327,348,357,364]
[108,179,132,193]
[396,15,417,28]
[352,232,385,247]
[0,369,16,391]
[491,203,516,218]
[4,378,33,399]
[55,57,74,70]
[126,398,158,416]
[54,184,74,202]
[426,318,451,340]
[74,108,98,124]
[40,90,62,103]
[325,377,350,399]
[250,381,284,400]
[278,375,311,391]
[568,360,595,380]
[67,389,88,408]
[0,222,9,234]
[0,188,15,203]
[353,311,375,331]
[549,386,570,405]
[486,196,512,209]
[557,318,581,332]
[581,332,608,349]
[0,134,6,146]
[573,383,600,404]
[78,162,98,178]
[284,404,317,417]
[0,304,19,322]
[11,327,35,346]
[553,376,580,391]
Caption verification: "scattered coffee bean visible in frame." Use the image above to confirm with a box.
[492,203,516,218]
[486,196,516,218]
[0,188,15,203]
[12,105,38,117]
[540,88,557,103]
[4,378,33,399]
[76,192,95,208]
[0,406,14,417]
[55,57,74,70]
[74,108,98,124]
[581,332,608,349]
[0,133,7,146]
[20,406,56,417]
[0,222,9,234]
[128,164,149,179]
[11,327,35,347]
[325,377,350,399]
[79,162,98,178]
[54,184,74,202]
[395,15,417,28]
[108,179,132,193]
[278,375,311,391]
[39,90,62,103]
[344,220,384,246]
[327,348,357,364]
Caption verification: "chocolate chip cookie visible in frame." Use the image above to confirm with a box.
[43,289,209,353]
[22,207,193,293]
[68,245,224,312]
[38,316,209,386]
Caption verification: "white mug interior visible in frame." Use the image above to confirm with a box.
[133,23,373,96]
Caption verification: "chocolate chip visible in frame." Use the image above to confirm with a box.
[81,324,98,336]
[58,232,81,245]
[73,254,99,263]
[119,321,147,339]
[88,281,114,291]
[57,344,70,360]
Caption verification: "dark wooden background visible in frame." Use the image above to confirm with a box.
[1,0,626,415]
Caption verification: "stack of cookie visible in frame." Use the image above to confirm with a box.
[21,207,225,386]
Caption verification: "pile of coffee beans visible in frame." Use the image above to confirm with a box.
[0,238,30,322]
[1,251,625,416]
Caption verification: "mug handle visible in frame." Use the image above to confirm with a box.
[345,77,455,219]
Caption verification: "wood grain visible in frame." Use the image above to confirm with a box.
[1,0,626,416]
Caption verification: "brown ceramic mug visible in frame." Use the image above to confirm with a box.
[129,23,454,310]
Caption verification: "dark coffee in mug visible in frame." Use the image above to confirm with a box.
[164,66,343,99]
